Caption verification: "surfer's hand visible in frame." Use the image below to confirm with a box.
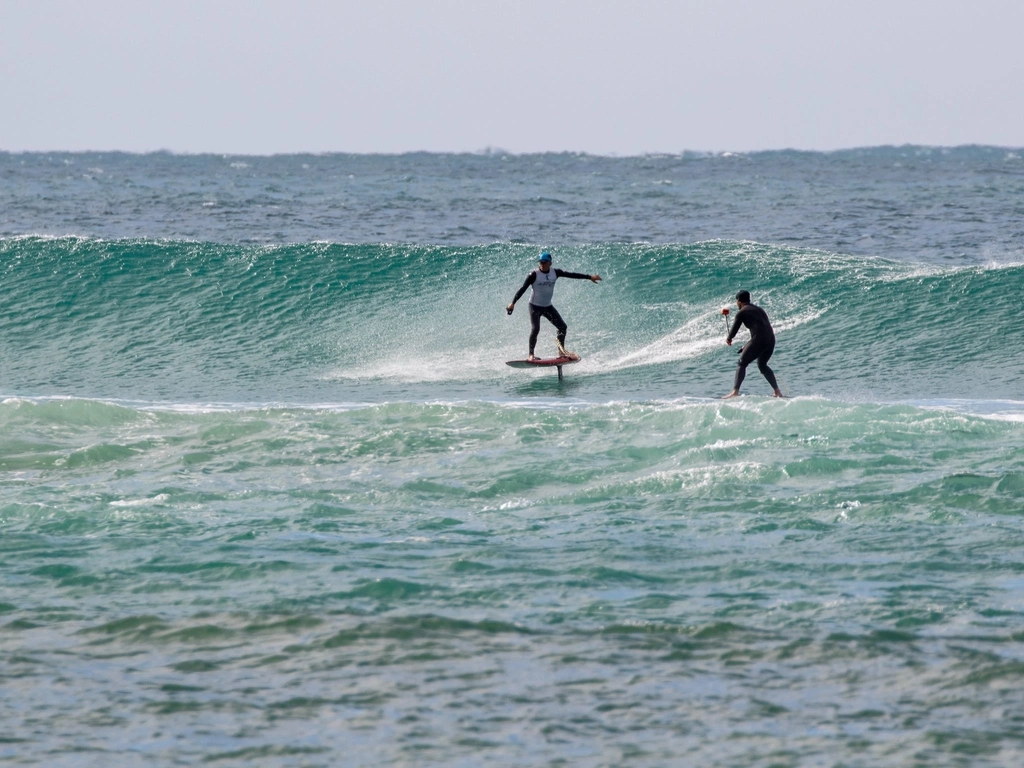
[725,337,732,346]
[590,275,602,283]
[506,303,515,315]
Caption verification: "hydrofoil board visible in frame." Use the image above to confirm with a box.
[506,355,580,369]
[507,355,580,380]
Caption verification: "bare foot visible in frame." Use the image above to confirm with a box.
[773,390,785,398]
[721,390,740,399]
[527,354,537,362]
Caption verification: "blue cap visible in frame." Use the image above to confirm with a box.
[538,252,552,262]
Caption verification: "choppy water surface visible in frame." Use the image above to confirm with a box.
[2,148,1024,766]
[3,146,1023,262]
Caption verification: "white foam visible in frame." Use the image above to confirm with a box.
[908,398,1024,423]
[984,413,1024,423]
[323,355,507,383]
[110,494,169,508]
[596,305,825,373]
[480,498,534,512]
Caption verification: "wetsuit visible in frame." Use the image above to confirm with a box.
[511,268,591,356]
[727,303,780,392]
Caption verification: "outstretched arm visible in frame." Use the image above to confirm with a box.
[554,269,602,282]
[507,272,536,314]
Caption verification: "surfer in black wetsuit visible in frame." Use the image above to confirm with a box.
[723,290,784,398]
[507,251,601,360]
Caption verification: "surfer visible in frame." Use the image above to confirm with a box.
[723,290,784,399]
[506,252,601,361]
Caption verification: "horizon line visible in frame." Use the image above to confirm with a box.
[2,143,1023,159]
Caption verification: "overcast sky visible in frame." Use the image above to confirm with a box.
[2,0,1022,155]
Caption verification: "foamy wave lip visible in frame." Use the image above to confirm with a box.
[767,245,960,283]
[980,255,1024,269]
[986,413,1024,423]
[911,398,1024,422]
[0,233,100,243]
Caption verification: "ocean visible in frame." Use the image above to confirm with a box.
[2,147,1024,766]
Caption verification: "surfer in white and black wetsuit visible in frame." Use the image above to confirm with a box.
[506,251,601,360]
[723,290,784,398]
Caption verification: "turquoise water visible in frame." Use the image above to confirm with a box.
[3,237,1022,402]
[2,149,1024,766]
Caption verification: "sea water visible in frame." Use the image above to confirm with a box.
[2,148,1024,766]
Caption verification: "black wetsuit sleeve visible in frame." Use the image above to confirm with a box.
[512,272,536,303]
[554,269,591,280]
[728,313,744,342]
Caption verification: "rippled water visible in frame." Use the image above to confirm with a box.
[2,148,1024,766]
[3,147,1023,262]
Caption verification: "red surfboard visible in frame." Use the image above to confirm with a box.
[506,355,580,369]
[506,355,581,379]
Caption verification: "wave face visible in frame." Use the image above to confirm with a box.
[1,236,1022,402]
